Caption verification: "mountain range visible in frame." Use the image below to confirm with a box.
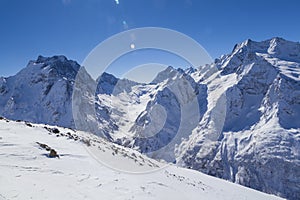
[0,37,299,199]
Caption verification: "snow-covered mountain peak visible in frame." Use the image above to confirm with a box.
[96,72,119,95]
[231,37,300,62]
[184,66,196,74]
[151,66,182,84]
[218,38,300,79]
[96,72,139,95]
[28,55,81,78]
[0,55,81,128]
[36,55,68,63]
[267,37,300,62]
[231,39,263,55]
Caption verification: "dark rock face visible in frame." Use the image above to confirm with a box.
[49,149,59,158]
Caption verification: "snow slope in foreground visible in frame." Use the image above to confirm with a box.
[0,119,283,200]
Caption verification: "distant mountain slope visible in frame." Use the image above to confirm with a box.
[0,118,282,200]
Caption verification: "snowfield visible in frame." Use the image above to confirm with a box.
[0,118,282,200]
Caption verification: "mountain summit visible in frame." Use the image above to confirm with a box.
[0,55,79,127]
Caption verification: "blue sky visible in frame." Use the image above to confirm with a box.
[1,0,300,77]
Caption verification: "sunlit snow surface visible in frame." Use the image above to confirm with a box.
[0,119,282,200]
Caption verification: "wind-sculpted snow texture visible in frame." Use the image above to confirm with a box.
[0,118,283,200]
